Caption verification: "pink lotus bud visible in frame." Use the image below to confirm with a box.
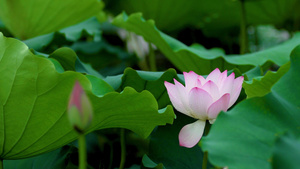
[164,68,244,148]
[68,81,93,133]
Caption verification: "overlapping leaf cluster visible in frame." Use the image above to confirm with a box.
[0,0,299,168]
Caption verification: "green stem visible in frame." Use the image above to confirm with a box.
[108,142,114,169]
[78,134,87,169]
[148,43,157,71]
[119,129,126,169]
[202,122,211,169]
[138,60,150,71]
[202,151,208,169]
[239,0,248,54]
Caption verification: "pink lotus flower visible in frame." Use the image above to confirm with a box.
[68,81,93,133]
[164,68,244,148]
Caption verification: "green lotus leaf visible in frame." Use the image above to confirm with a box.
[4,145,77,169]
[0,0,103,39]
[71,40,135,77]
[75,59,104,79]
[58,17,102,42]
[112,12,300,75]
[141,155,165,169]
[105,0,299,34]
[146,113,205,169]
[243,62,290,98]
[23,17,102,51]
[201,45,300,169]
[45,57,65,74]
[0,33,175,160]
[48,47,77,71]
[40,47,104,79]
[105,68,180,109]
[86,75,114,97]
[105,0,201,32]
[119,68,179,109]
[198,0,300,37]
[271,133,300,169]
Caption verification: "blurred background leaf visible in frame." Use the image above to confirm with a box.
[24,17,102,51]
[0,0,103,39]
[113,12,300,74]
[105,0,300,35]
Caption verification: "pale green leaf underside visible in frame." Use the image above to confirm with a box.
[0,0,103,39]
[112,12,300,74]
[0,33,175,159]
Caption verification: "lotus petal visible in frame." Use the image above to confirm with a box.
[179,120,206,148]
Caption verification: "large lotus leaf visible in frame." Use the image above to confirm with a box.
[243,62,290,98]
[105,0,299,33]
[0,0,103,39]
[271,133,300,169]
[112,12,300,74]
[0,33,175,159]
[201,45,300,169]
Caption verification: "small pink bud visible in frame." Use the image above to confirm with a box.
[68,81,93,133]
